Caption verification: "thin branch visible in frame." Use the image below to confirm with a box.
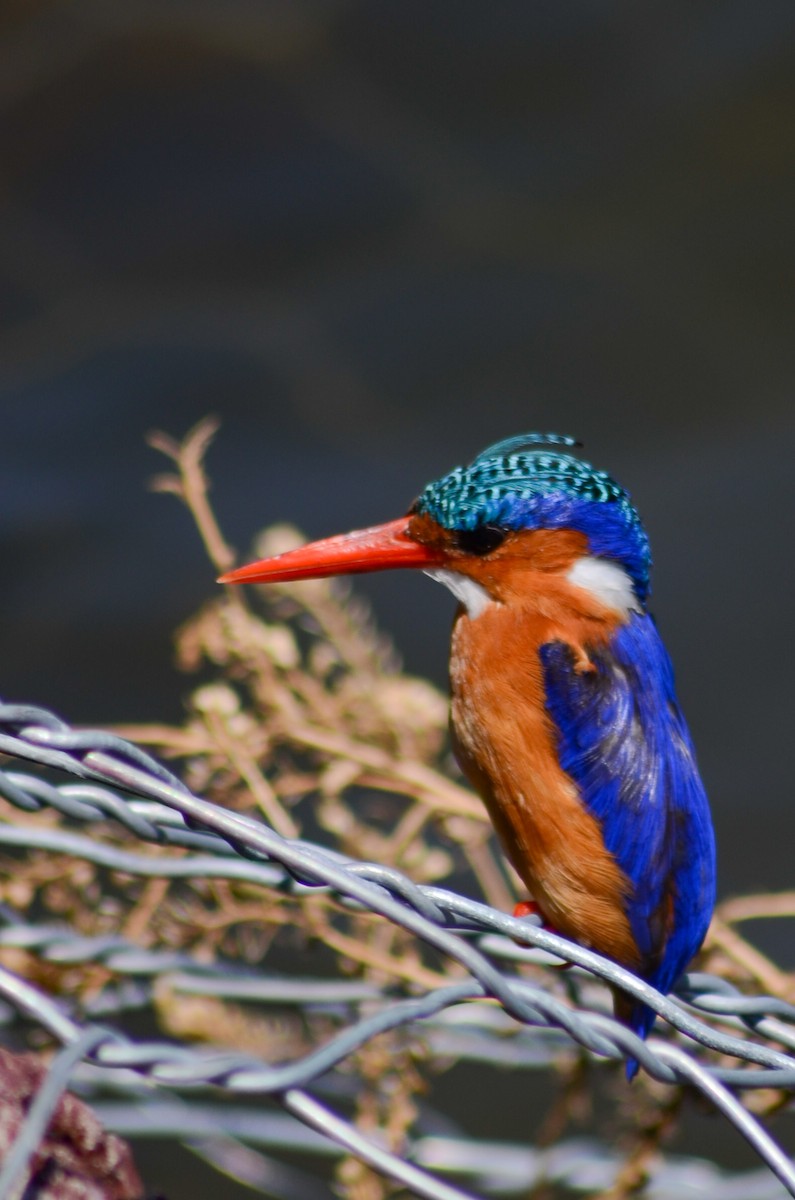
[148,417,236,575]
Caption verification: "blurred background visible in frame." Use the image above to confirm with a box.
[1,0,794,1059]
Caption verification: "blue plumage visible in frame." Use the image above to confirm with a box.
[541,616,716,1047]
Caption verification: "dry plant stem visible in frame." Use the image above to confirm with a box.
[595,1090,682,1200]
[280,722,485,820]
[291,579,395,681]
[718,892,795,923]
[119,698,484,823]
[369,922,411,980]
[292,671,344,728]
[247,657,306,727]
[148,417,236,576]
[463,835,517,914]
[201,708,299,838]
[748,1087,795,1120]
[122,877,171,945]
[174,903,291,934]
[527,1062,590,1200]
[534,1058,590,1151]
[385,799,435,863]
[339,1032,422,1200]
[0,849,78,892]
[108,725,210,757]
[303,898,450,991]
[707,917,794,1000]
[336,1155,385,1200]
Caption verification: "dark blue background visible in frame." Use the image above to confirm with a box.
[2,0,793,912]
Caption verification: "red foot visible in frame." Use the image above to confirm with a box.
[512,900,572,969]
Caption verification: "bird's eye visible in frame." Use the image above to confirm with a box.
[453,524,507,556]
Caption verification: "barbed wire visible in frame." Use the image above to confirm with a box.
[77,1100,795,1200]
[0,699,794,1199]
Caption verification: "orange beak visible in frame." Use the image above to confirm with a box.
[218,517,444,585]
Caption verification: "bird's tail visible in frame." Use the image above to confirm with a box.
[613,991,657,1081]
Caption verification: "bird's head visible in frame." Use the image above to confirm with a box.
[220,434,651,615]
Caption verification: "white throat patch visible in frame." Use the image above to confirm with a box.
[566,556,641,615]
[423,568,493,619]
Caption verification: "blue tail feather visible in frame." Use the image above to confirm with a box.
[541,613,716,1079]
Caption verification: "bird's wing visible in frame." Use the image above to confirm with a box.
[540,612,715,999]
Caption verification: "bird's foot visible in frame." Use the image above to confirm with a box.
[512,900,573,969]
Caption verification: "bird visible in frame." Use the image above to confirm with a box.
[219,432,716,1074]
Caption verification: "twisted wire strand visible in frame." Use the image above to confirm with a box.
[0,1028,109,1200]
[0,701,794,1199]
[88,1102,794,1200]
[2,718,794,1076]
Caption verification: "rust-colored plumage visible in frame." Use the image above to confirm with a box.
[448,567,640,971]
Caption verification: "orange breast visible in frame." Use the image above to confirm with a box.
[448,567,641,972]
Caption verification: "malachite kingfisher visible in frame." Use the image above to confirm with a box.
[219,433,716,1074]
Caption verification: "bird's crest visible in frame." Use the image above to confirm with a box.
[414,432,652,601]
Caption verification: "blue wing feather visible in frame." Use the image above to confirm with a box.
[540,613,716,1052]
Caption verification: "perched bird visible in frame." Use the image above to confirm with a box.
[219,433,716,1072]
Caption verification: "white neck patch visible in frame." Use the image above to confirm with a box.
[566,556,641,615]
[423,568,493,619]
